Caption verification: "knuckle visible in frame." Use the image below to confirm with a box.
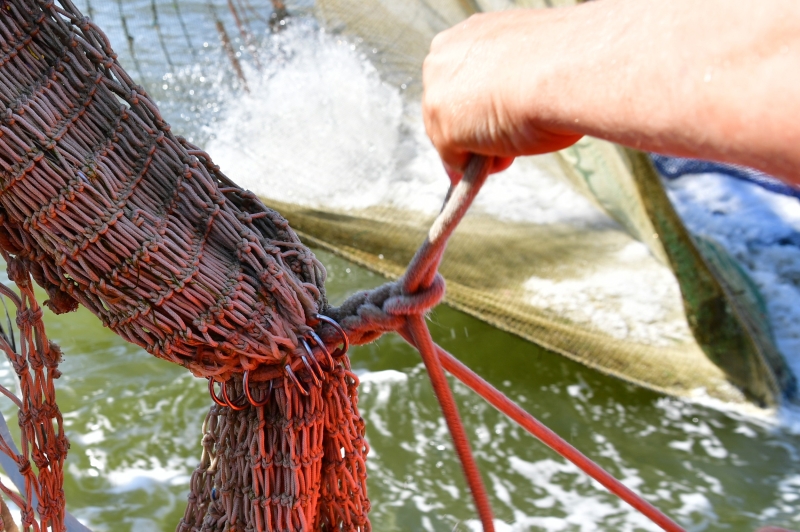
[429,30,448,53]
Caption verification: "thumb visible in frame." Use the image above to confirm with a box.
[444,164,463,186]
[444,155,515,186]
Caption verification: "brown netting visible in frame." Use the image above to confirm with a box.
[0,258,67,532]
[0,0,369,530]
[180,366,369,532]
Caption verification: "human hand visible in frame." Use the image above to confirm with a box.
[422,10,584,183]
[423,0,800,187]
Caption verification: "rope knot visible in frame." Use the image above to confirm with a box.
[16,307,43,329]
[323,273,446,346]
[19,508,35,528]
[384,273,445,317]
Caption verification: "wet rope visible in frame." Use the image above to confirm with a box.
[325,156,686,532]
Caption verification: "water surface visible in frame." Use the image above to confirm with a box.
[1,252,798,531]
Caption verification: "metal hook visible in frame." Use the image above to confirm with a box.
[208,378,227,407]
[314,313,349,358]
[221,378,248,411]
[301,337,327,380]
[243,370,272,407]
[301,355,322,388]
[285,364,309,396]
[304,330,335,371]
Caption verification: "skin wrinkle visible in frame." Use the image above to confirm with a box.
[422,0,800,186]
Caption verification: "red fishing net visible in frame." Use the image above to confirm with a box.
[0,0,368,529]
[0,259,67,532]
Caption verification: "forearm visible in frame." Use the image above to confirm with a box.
[542,0,800,183]
[423,0,800,184]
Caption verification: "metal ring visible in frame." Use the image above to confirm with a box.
[301,337,327,380]
[208,379,227,407]
[301,355,322,388]
[221,378,248,411]
[285,364,309,396]
[314,314,349,358]
[305,330,335,371]
[243,370,272,407]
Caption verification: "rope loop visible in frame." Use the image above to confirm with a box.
[384,273,445,316]
[15,308,43,329]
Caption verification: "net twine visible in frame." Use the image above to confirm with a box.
[0,1,367,530]
[0,256,67,532]
[0,1,688,531]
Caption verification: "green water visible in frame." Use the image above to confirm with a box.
[0,250,797,531]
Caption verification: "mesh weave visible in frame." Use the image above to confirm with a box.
[0,258,67,532]
[0,1,370,529]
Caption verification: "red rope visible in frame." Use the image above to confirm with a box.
[397,318,685,531]
[404,315,496,532]
[432,342,686,532]
[387,155,685,531]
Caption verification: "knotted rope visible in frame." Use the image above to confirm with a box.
[327,155,685,532]
[324,156,495,531]
[0,1,687,531]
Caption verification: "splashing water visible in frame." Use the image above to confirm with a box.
[206,21,607,226]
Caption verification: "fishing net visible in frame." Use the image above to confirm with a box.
[0,0,791,530]
[0,260,67,531]
[0,1,369,529]
[41,0,792,409]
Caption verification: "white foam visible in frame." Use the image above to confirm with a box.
[207,21,412,211]
[107,461,190,493]
[497,457,660,531]
[206,20,607,228]
[359,369,409,385]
